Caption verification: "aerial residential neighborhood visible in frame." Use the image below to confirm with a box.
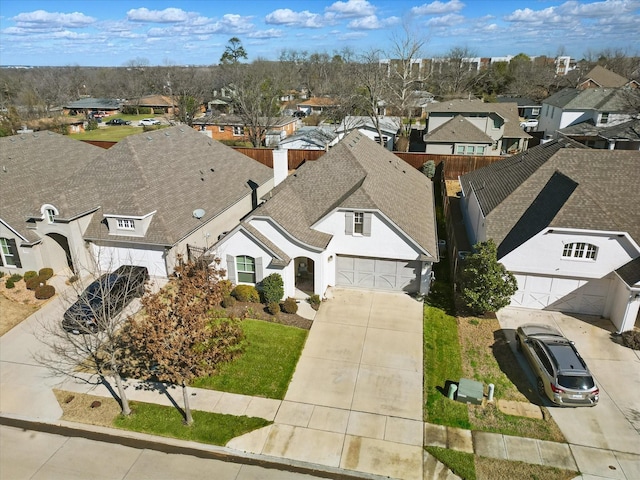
[1,1,639,480]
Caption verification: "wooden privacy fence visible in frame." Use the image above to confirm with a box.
[233,147,503,180]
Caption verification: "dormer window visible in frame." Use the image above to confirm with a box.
[117,218,135,230]
[41,204,58,224]
[562,242,598,260]
[354,212,364,234]
[600,112,609,124]
[345,211,371,236]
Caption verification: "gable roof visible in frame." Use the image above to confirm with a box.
[461,143,640,253]
[67,126,273,246]
[424,115,493,143]
[558,118,640,142]
[579,65,629,89]
[0,132,102,242]
[336,116,401,136]
[250,131,437,258]
[279,126,338,149]
[193,114,296,128]
[616,257,640,288]
[497,96,539,107]
[543,87,630,111]
[129,94,174,107]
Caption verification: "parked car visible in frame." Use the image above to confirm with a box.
[292,111,306,118]
[516,323,599,406]
[62,265,149,334]
[139,118,161,126]
[520,119,539,129]
[105,118,132,126]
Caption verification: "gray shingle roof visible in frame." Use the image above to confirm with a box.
[424,115,493,143]
[559,118,640,141]
[251,131,437,258]
[71,127,273,246]
[279,126,337,148]
[543,88,630,111]
[0,132,102,242]
[616,256,640,288]
[580,65,629,88]
[65,98,122,110]
[461,142,640,254]
[336,116,401,136]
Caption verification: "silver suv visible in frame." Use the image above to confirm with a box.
[516,324,599,407]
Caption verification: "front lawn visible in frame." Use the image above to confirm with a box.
[192,319,308,399]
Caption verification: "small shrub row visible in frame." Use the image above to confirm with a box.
[261,274,284,304]
[308,294,321,310]
[282,297,298,314]
[35,284,55,299]
[267,301,280,315]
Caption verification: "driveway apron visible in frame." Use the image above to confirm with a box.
[229,288,426,480]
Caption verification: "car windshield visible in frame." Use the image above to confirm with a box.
[558,375,595,390]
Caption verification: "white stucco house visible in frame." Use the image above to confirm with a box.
[214,131,439,300]
[335,116,401,151]
[459,138,640,332]
[538,87,638,140]
[0,127,273,279]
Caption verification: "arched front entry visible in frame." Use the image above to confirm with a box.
[44,233,75,273]
[294,257,314,295]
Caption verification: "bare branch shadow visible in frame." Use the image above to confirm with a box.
[132,379,186,420]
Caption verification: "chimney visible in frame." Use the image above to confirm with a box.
[272,148,288,187]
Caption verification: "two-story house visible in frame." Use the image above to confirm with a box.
[422,99,530,155]
[459,139,640,333]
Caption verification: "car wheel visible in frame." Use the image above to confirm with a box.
[537,378,546,398]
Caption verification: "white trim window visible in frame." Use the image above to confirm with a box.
[117,218,135,230]
[0,238,18,267]
[45,208,56,223]
[218,126,225,133]
[354,212,364,234]
[562,242,598,260]
[232,126,243,136]
[236,255,256,283]
[600,112,609,124]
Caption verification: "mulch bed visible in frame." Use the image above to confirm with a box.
[221,301,313,330]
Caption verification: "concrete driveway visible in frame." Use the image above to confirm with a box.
[497,307,640,459]
[230,288,427,480]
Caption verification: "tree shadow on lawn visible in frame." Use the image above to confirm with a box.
[492,328,543,406]
[132,380,186,420]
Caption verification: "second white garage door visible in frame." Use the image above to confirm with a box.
[336,255,420,292]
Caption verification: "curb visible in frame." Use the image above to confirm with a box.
[0,414,390,480]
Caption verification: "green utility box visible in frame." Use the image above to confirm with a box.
[456,378,484,405]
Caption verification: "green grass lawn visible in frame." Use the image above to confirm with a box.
[113,400,270,445]
[192,319,308,399]
[70,114,168,141]
[423,305,470,428]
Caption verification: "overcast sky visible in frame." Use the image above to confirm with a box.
[1,0,638,66]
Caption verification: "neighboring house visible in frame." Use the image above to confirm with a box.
[64,98,122,116]
[577,65,637,89]
[0,127,274,278]
[423,99,531,155]
[335,116,401,150]
[497,96,541,120]
[127,94,176,115]
[277,126,338,150]
[459,139,640,333]
[537,87,637,139]
[296,97,339,116]
[192,114,298,145]
[558,118,640,150]
[214,131,438,300]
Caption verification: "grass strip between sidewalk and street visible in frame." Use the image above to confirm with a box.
[192,319,308,399]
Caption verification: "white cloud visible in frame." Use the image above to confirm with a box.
[12,10,96,28]
[411,0,465,16]
[51,30,88,39]
[326,0,376,18]
[127,8,190,23]
[426,13,465,27]
[504,6,563,24]
[264,9,327,28]
[559,0,639,18]
[248,28,284,39]
[348,15,400,29]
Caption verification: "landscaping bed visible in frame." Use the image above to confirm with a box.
[220,300,313,330]
[0,277,47,335]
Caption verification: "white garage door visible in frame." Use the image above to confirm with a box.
[511,274,610,316]
[336,255,420,292]
[91,245,167,278]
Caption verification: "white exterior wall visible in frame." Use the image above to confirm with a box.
[460,190,486,246]
[90,243,167,278]
[425,143,453,154]
[500,230,636,280]
[608,277,639,332]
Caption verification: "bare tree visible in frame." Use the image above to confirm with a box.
[352,49,390,147]
[34,257,149,416]
[121,257,243,425]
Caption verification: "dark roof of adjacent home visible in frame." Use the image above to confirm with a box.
[65,98,122,110]
[248,131,437,259]
[579,65,629,88]
[193,114,296,128]
[461,142,640,255]
[424,115,493,143]
[64,126,273,246]
[0,132,102,243]
[542,87,631,111]
[497,96,539,107]
[559,118,640,142]
[128,94,173,107]
[616,256,640,288]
